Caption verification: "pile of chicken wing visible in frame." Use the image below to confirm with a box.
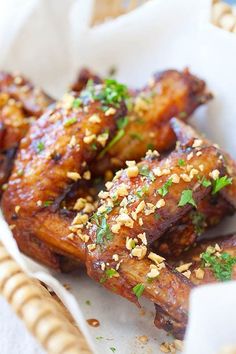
[1,68,236,339]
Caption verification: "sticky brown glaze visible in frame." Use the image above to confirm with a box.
[173,234,236,286]
[0,72,53,189]
[155,196,234,258]
[85,139,226,337]
[75,69,211,176]
[154,118,236,257]
[2,83,127,270]
[71,68,102,93]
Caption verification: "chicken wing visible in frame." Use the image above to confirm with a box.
[0,72,53,189]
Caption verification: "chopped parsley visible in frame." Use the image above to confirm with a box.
[36,141,45,153]
[117,116,128,130]
[201,177,211,188]
[139,165,155,182]
[72,97,82,108]
[91,143,98,150]
[212,175,232,195]
[98,116,128,158]
[201,250,236,281]
[100,268,119,283]
[96,336,103,340]
[96,217,113,244]
[44,200,53,207]
[84,78,129,110]
[157,178,173,197]
[190,211,205,236]
[136,185,148,198]
[64,117,77,127]
[130,132,142,141]
[132,283,145,299]
[110,348,116,353]
[178,159,185,167]
[178,189,197,208]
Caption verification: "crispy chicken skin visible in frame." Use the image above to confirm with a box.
[73,68,212,175]
[154,119,236,257]
[0,72,53,189]
[2,82,127,269]
[85,124,234,338]
[172,234,236,285]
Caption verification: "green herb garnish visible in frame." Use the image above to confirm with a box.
[91,143,98,150]
[212,175,232,194]
[136,185,148,198]
[157,178,173,197]
[132,283,145,299]
[36,141,45,153]
[178,189,197,208]
[100,268,119,283]
[110,347,116,353]
[64,117,77,127]
[201,177,211,188]
[72,98,82,108]
[139,165,155,182]
[85,300,91,305]
[117,116,128,130]
[178,159,185,167]
[191,211,205,236]
[44,200,53,207]
[95,216,113,244]
[147,143,154,150]
[201,250,236,281]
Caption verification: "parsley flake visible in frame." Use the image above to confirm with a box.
[201,177,211,188]
[94,216,113,244]
[201,250,236,281]
[110,347,116,353]
[191,211,205,236]
[44,200,53,207]
[157,178,173,197]
[136,185,148,198]
[64,117,77,127]
[178,189,197,208]
[36,141,45,153]
[178,159,185,167]
[212,175,232,195]
[117,116,128,130]
[139,165,155,182]
[132,283,145,299]
[72,98,82,108]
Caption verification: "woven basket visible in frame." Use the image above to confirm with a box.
[1,1,235,354]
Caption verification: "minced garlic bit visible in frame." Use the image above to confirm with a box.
[126,237,136,250]
[87,243,96,251]
[112,254,119,262]
[194,268,205,280]
[131,245,147,259]
[180,173,191,182]
[72,213,88,226]
[171,173,180,184]
[105,107,116,116]
[192,139,203,148]
[15,205,20,213]
[83,170,91,180]
[209,169,220,180]
[88,113,101,123]
[126,165,139,178]
[67,171,81,181]
[176,262,192,273]
[116,183,129,197]
[97,132,109,147]
[137,232,147,245]
[156,199,165,209]
[148,252,165,265]
[147,264,160,278]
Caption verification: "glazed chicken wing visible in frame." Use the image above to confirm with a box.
[0,72,53,190]
[72,68,212,176]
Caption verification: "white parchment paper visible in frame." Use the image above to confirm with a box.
[1,0,236,353]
